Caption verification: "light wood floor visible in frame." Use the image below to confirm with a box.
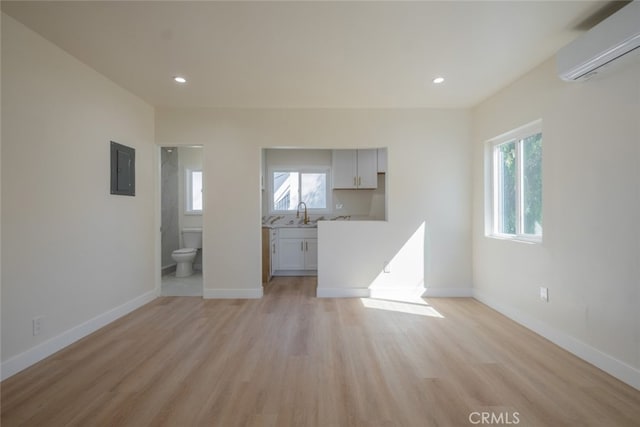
[2,277,639,426]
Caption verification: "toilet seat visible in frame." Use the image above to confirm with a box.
[173,248,196,255]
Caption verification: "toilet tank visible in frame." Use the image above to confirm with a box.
[182,228,202,249]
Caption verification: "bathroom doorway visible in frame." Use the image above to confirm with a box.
[160,145,204,296]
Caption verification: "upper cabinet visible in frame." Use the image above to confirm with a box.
[332,149,378,189]
[377,148,387,173]
[332,149,357,188]
[261,148,267,191]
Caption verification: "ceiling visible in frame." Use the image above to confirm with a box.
[2,1,614,109]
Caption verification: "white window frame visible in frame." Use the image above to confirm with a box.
[486,120,542,243]
[269,166,332,215]
[185,168,203,215]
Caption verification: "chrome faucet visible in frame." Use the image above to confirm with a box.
[296,201,309,224]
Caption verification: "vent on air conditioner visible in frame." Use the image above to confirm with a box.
[557,1,640,81]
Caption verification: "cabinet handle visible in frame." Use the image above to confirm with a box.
[301,241,304,251]
[305,241,308,251]
[358,176,361,186]
[272,243,275,254]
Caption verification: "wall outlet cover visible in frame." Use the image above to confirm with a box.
[540,287,549,302]
[383,261,391,274]
[33,316,44,336]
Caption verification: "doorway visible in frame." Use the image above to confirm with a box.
[160,145,204,296]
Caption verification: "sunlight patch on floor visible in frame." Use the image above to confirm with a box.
[360,297,444,318]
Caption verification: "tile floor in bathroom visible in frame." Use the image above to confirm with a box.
[161,271,203,297]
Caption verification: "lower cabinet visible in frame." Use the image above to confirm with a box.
[275,228,318,273]
[261,227,271,283]
[270,228,279,274]
[304,239,318,270]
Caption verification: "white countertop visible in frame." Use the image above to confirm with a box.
[262,215,367,229]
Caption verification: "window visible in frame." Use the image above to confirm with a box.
[271,168,330,213]
[489,121,542,241]
[186,169,203,213]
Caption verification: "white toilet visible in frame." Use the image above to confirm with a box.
[172,228,202,278]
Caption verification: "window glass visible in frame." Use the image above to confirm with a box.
[273,171,299,211]
[301,173,327,209]
[271,169,329,212]
[186,169,203,213]
[496,141,517,235]
[522,133,542,235]
[191,170,203,211]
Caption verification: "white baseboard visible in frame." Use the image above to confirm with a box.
[317,287,473,299]
[203,287,263,299]
[316,288,371,298]
[423,287,474,297]
[1,289,158,381]
[369,288,428,299]
[161,263,176,275]
[473,290,640,391]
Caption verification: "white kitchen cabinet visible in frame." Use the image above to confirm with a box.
[276,228,318,272]
[278,238,306,270]
[332,150,357,189]
[357,149,378,188]
[304,238,318,270]
[377,148,387,173]
[332,149,378,189]
[261,149,267,191]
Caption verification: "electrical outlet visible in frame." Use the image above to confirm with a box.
[336,203,343,210]
[539,287,549,302]
[33,316,44,336]
[383,261,391,274]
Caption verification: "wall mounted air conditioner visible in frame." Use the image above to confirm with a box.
[557,0,640,81]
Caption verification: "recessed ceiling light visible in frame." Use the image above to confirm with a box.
[433,77,445,84]
[173,76,187,84]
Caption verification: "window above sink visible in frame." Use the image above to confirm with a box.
[270,167,332,214]
[262,148,387,221]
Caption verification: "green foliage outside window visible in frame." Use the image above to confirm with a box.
[495,132,542,237]
[498,142,517,234]
[523,134,542,235]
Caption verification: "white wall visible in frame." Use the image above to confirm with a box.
[156,108,472,298]
[471,58,640,388]
[1,14,156,377]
